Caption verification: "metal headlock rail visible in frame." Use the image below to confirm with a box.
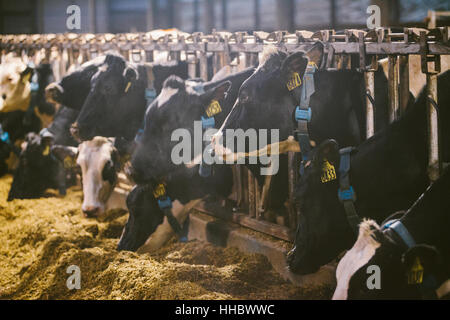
[1,27,449,242]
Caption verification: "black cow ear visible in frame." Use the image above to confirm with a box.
[305,42,324,68]
[313,139,340,167]
[111,148,122,172]
[20,66,34,84]
[280,52,308,92]
[402,244,441,284]
[200,81,231,105]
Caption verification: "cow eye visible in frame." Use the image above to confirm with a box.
[101,160,116,184]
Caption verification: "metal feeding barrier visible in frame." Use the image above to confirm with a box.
[1,27,449,242]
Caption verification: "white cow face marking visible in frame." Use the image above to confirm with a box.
[332,219,381,300]
[156,87,178,107]
[0,54,30,112]
[76,137,119,218]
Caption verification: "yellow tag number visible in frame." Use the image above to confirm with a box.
[42,145,50,156]
[407,257,424,285]
[321,160,337,183]
[64,156,75,169]
[286,72,302,91]
[153,183,166,198]
[206,100,222,117]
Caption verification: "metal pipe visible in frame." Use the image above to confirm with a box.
[399,55,410,115]
[426,72,440,181]
[365,71,375,138]
[388,55,399,122]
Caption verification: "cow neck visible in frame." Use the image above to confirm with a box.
[337,146,360,234]
[293,61,317,176]
[134,64,156,144]
[380,170,450,299]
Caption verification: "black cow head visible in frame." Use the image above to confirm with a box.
[7,132,66,201]
[334,220,446,299]
[71,53,146,141]
[117,184,164,252]
[287,139,354,274]
[130,75,231,184]
[45,56,105,110]
[217,43,323,152]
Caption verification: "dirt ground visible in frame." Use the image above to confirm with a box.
[0,175,333,300]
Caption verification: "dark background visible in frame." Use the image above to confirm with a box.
[0,0,449,35]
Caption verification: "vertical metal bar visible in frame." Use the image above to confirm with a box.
[193,0,199,32]
[388,55,399,122]
[365,71,375,138]
[187,53,197,78]
[426,73,440,181]
[255,178,261,220]
[399,55,410,115]
[248,170,256,218]
[199,51,208,81]
[287,151,297,230]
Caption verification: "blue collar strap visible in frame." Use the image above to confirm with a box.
[153,184,187,242]
[199,99,222,178]
[294,62,317,175]
[338,146,360,234]
[145,88,157,105]
[389,220,416,248]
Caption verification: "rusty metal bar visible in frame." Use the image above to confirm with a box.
[247,170,256,218]
[364,70,375,138]
[398,55,410,115]
[199,51,208,81]
[388,55,399,122]
[287,151,297,230]
[426,73,440,181]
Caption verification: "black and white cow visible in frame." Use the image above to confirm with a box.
[0,54,58,176]
[47,53,189,141]
[333,166,450,300]
[52,136,125,218]
[213,43,392,215]
[7,132,66,201]
[118,68,256,251]
[287,70,450,274]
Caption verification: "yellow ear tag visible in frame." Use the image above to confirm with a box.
[286,72,302,91]
[22,72,31,84]
[321,159,337,183]
[308,61,318,68]
[124,82,132,93]
[153,183,166,198]
[42,145,50,156]
[407,257,424,285]
[206,100,222,117]
[63,156,76,169]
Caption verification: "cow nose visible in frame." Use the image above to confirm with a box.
[1,94,6,100]
[82,206,100,218]
[45,83,63,104]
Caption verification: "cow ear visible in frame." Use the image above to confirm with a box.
[305,42,324,68]
[111,148,122,172]
[51,145,78,166]
[280,52,308,92]
[20,66,34,84]
[123,67,138,93]
[402,244,441,285]
[200,81,231,117]
[313,139,340,172]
